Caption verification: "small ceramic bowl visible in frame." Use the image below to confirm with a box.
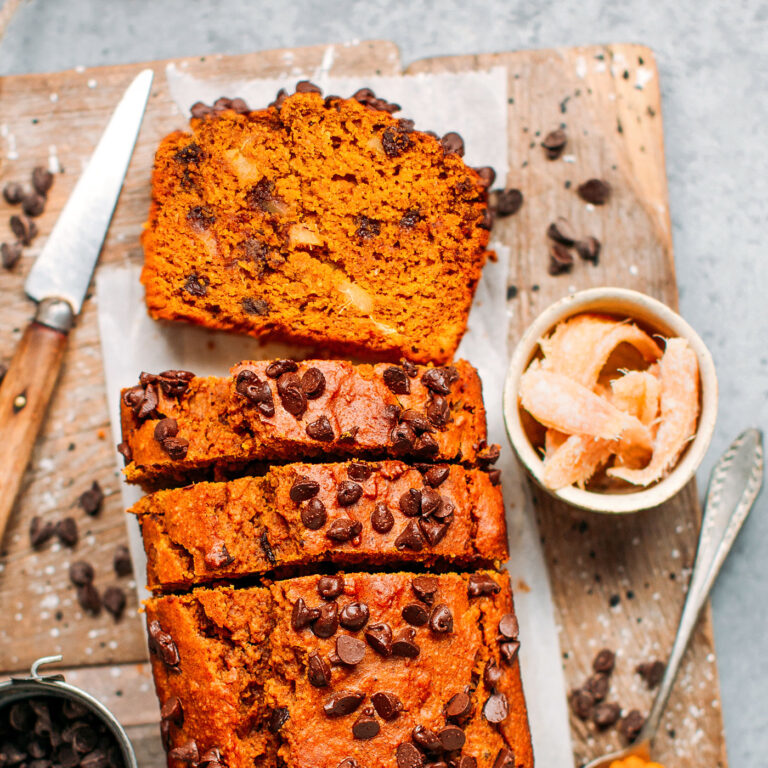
[503,287,718,513]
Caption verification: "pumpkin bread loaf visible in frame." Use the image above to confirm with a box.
[119,359,499,488]
[140,86,494,364]
[146,570,532,768]
[132,461,507,591]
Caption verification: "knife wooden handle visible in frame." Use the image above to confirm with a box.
[0,314,70,544]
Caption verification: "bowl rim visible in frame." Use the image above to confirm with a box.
[503,286,718,513]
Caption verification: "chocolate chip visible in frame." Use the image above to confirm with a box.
[337,760,361,768]
[445,692,472,721]
[301,367,326,399]
[382,125,413,157]
[438,725,465,751]
[457,756,478,768]
[483,692,509,723]
[336,635,366,665]
[339,602,369,631]
[402,603,429,626]
[76,583,101,615]
[324,691,365,718]
[476,442,501,467]
[199,747,225,767]
[474,166,496,188]
[22,192,45,217]
[10,214,38,245]
[546,217,577,246]
[148,619,180,667]
[391,627,420,658]
[400,209,421,228]
[296,80,322,94]
[242,297,270,316]
[69,561,94,587]
[352,711,380,740]
[467,574,501,598]
[318,575,345,600]
[428,604,453,634]
[593,701,621,729]
[161,696,184,726]
[247,178,278,212]
[412,575,439,604]
[186,205,215,231]
[576,235,601,264]
[355,216,381,239]
[440,132,464,156]
[499,640,521,665]
[267,708,289,733]
[424,466,450,488]
[123,381,158,420]
[371,692,402,721]
[235,370,275,417]
[290,476,320,503]
[395,520,424,551]
[204,540,233,569]
[55,517,78,547]
[577,178,611,205]
[586,672,610,701]
[619,709,645,742]
[345,463,371,484]
[419,488,443,517]
[102,586,126,620]
[8,702,34,731]
[498,613,519,640]
[337,480,363,506]
[153,417,178,443]
[487,469,502,486]
[326,517,362,542]
[390,421,416,453]
[3,181,24,204]
[542,128,567,160]
[1,241,23,269]
[307,651,331,687]
[182,274,208,296]
[157,369,194,397]
[548,242,574,275]
[277,372,307,417]
[411,725,441,753]
[397,742,425,768]
[371,503,394,533]
[353,88,400,113]
[301,498,327,530]
[493,188,524,217]
[306,415,334,441]
[383,365,410,394]
[175,142,202,164]
[593,648,616,674]
[312,602,339,638]
[483,659,503,689]
[421,367,456,395]
[636,660,665,689]
[30,516,55,549]
[365,622,393,656]
[265,359,298,378]
[570,688,594,720]
[117,441,132,465]
[161,435,189,461]
[492,748,515,768]
[291,597,320,631]
[399,488,422,517]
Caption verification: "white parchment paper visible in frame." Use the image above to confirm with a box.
[95,67,571,766]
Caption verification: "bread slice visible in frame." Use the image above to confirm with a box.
[140,86,493,364]
[146,571,532,768]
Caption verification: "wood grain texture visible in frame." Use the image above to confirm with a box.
[0,321,68,541]
[0,40,401,676]
[407,44,727,768]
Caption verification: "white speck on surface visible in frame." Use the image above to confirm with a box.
[85,646,93,655]
[50,627,60,637]
[594,61,606,74]
[41,593,60,610]
[48,145,61,174]
[636,67,654,90]
[629,265,639,275]
[75,65,85,73]
[562,154,576,163]
[110,667,122,678]
[586,204,595,212]
[575,56,587,79]
[87,78,97,89]
[50,93,59,102]
[14,613,22,621]
[44,565,55,576]
[108,640,118,650]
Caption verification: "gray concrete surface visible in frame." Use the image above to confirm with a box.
[1,0,766,763]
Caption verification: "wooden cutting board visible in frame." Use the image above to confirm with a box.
[0,40,726,767]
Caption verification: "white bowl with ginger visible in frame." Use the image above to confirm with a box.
[503,287,718,513]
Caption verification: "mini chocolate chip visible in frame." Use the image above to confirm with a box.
[352,712,380,739]
[474,166,496,188]
[546,217,577,246]
[308,651,332,687]
[492,748,516,768]
[55,517,78,547]
[183,274,208,296]
[371,503,394,533]
[429,604,453,633]
[186,205,216,231]
[399,488,422,517]
[291,597,320,630]
[170,740,199,763]
[306,415,334,441]
[102,586,126,620]
[77,583,101,615]
[199,747,224,768]
[421,367,455,395]
[318,575,345,600]
[371,692,402,721]
[162,435,189,460]
[440,132,464,156]
[498,613,519,640]
[488,469,502,485]
[499,641,521,665]
[337,760,361,768]
[204,540,233,568]
[1,242,23,269]
[266,359,298,378]
[260,530,276,565]
[548,242,574,275]
[411,575,439,604]
[593,648,616,674]
[242,297,270,316]
[312,602,339,638]
[336,635,366,665]
[3,181,24,204]
[593,701,621,729]
[412,725,441,753]
[424,466,450,487]
[301,367,326,399]
[76,480,104,517]
[355,216,381,239]
[636,660,665,689]
[457,756,478,768]
[290,476,320,503]
[619,709,645,742]
[10,214,38,245]
[400,209,421,228]
[476,442,501,466]
[383,366,410,394]
[113,544,133,576]
[277,372,307,417]
[467,573,501,598]
[30,516,55,548]
[235,370,275,417]
[576,235,601,264]
[570,688,594,720]
[22,192,45,217]
[339,602,369,631]
[541,128,567,159]
[397,742,425,768]
[365,622,393,656]
[391,627,420,658]
[8,702,33,731]
[382,125,412,157]
[161,696,184,725]
[296,80,322,94]
[268,708,289,733]
[483,659,503,689]
[324,691,365,718]
[69,561,94,587]
[586,672,610,701]
[326,517,362,542]
[402,603,429,626]
[148,619,180,667]
[438,725,465,751]
[301,498,327,530]
[419,488,443,517]
[494,188,524,217]
[337,480,363,506]
[445,692,472,721]
[395,520,424,551]
[577,178,611,205]
[483,692,509,723]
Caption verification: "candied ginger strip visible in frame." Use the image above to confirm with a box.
[542,434,614,490]
[544,429,568,457]
[610,370,661,425]
[608,338,700,486]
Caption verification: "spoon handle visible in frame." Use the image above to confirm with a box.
[639,428,764,743]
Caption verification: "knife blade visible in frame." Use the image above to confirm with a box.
[0,68,154,543]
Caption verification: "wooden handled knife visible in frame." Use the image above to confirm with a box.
[0,69,153,543]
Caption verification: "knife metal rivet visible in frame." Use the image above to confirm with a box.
[13,393,27,413]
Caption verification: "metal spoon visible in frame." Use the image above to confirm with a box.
[584,428,763,768]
